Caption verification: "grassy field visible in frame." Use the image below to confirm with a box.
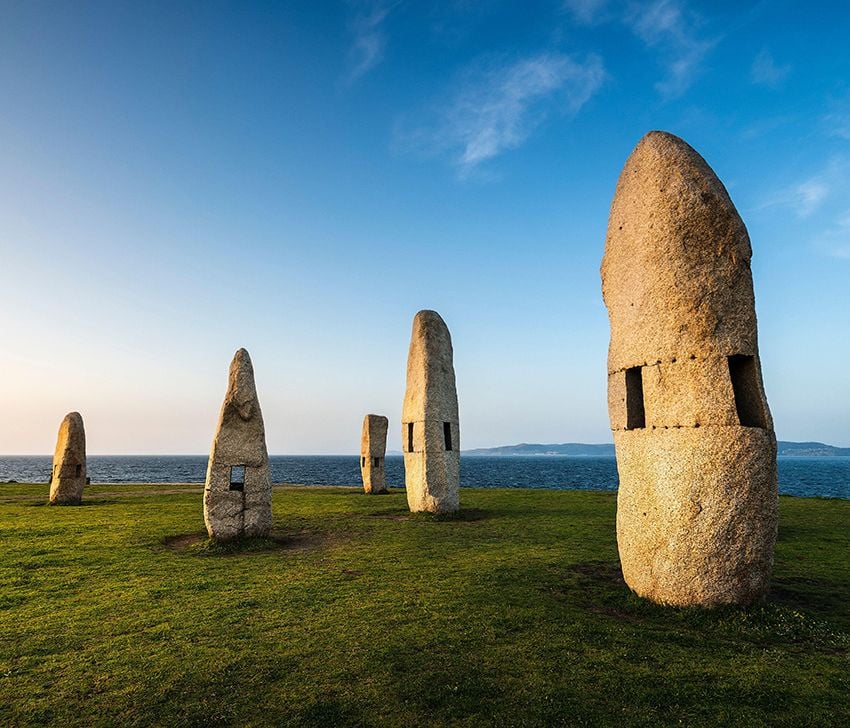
[1,484,848,727]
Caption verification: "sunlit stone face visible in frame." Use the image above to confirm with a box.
[402,310,460,514]
[601,131,778,607]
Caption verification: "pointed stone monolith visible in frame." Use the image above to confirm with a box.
[360,414,389,494]
[48,412,86,505]
[402,310,459,513]
[601,131,778,607]
[203,348,272,540]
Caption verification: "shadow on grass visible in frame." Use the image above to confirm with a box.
[551,560,850,652]
[161,529,337,556]
[22,499,120,507]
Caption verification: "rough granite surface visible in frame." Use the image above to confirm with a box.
[402,310,460,513]
[361,414,389,494]
[601,130,778,607]
[204,348,272,540]
[48,412,86,506]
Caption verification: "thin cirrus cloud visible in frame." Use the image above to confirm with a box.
[624,0,715,98]
[344,1,400,84]
[397,52,606,175]
[825,113,850,140]
[562,0,610,25]
[750,49,791,87]
[564,0,715,98]
[814,211,850,260]
[761,171,832,218]
[760,158,850,259]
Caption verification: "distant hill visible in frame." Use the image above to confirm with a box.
[463,441,850,457]
[463,443,615,456]
[777,441,850,457]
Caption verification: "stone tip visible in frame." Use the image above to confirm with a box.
[62,412,84,430]
[413,309,449,330]
[629,130,715,176]
[230,348,254,371]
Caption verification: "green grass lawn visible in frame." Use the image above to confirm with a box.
[1,484,848,727]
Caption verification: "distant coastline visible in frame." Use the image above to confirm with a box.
[462,441,850,457]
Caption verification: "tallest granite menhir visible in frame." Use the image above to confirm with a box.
[601,131,778,607]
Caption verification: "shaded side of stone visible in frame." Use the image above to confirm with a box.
[360,414,389,494]
[48,412,86,505]
[401,310,460,513]
[203,348,272,540]
[601,131,778,607]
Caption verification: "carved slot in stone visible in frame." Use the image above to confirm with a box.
[728,355,766,428]
[229,465,246,492]
[625,367,646,430]
[373,457,380,468]
[443,422,453,451]
[361,456,366,467]
[407,422,414,453]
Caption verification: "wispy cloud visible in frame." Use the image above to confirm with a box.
[624,0,714,98]
[761,170,833,218]
[397,53,605,176]
[823,95,850,140]
[564,0,714,98]
[825,113,850,141]
[562,0,610,25]
[750,49,790,87]
[814,211,850,259]
[344,1,400,85]
[790,178,830,217]
[760,159,850,259]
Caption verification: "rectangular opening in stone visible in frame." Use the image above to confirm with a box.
[625,367,646,430]
[229,465,246,492]
[75,465,81,477]
[373,456,380,468]
[443,422,453,451]
[407,422,414,453]
[728,355,766,428]
[361,456,365,468]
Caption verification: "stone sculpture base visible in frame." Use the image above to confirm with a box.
[404,449,459,513]
[615,427,778,606]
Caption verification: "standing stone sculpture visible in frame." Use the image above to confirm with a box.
[48,412,86,505]
[203,348,272,540]
[360,414,389,494]
[601,131,778,607]
[402,310,460,513]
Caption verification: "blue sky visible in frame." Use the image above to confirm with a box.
[1,0,848,454]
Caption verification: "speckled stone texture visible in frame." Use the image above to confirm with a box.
[360,414,389,494]
[48,412,86,505]
[204,348,272,540]
[402,310,460,513]
[601,131,778,607]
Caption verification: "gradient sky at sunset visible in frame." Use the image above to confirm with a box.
[1,1,849,453]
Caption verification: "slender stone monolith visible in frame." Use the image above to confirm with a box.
[402,310,460,513]
[48,412,86,505]
[203,348,272,540]
[360,414,389,494]
[601,131,778,607]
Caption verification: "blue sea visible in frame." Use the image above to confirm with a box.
[1,455,848,499]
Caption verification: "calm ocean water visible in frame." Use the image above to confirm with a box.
[1,455,848,499]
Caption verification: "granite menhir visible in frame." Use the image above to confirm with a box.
[360,414,389,494]
[402,310,460,513]
[601,131,778,607]
[203,348,272,540]
[48,412,86,505]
